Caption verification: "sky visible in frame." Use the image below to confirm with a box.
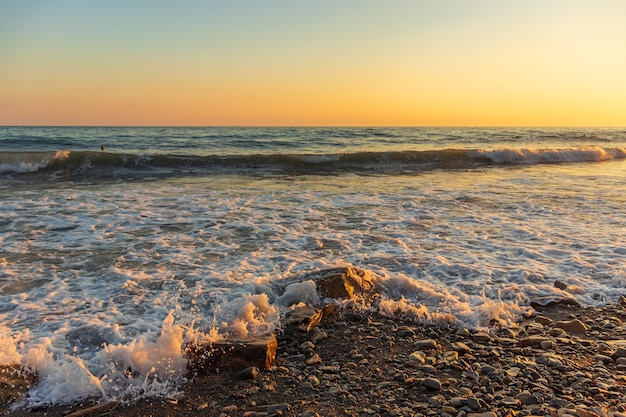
[1,0,625,126]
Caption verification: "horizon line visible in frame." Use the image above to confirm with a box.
[1,124,625,129]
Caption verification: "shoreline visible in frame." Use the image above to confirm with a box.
[4,298,626,417]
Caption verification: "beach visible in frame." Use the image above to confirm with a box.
[1,127,626,411]
[4,295,626,417]
[4,0,626,412]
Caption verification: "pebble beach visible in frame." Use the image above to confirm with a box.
[4,296,626,417]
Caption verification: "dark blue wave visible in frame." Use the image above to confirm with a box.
[2,146,625,184]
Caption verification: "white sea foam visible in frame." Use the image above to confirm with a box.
[0,325,22,365]
[472,147,626,165]
[295,154,341,164]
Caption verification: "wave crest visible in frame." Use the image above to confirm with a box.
[2,146,625,181]
[0,150,70,174]
[472,147,626,165]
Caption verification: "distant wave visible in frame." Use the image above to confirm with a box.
[1,147,625,180]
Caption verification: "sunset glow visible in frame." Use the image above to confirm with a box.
[1,1,625,126]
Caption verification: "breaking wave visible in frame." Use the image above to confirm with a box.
[1,146,625,181]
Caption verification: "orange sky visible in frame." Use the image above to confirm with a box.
[1,1,625,126]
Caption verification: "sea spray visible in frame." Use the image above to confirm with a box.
[15,313,188,407]
[0,326,21,366]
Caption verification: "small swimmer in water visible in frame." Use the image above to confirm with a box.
[101,144,105,151]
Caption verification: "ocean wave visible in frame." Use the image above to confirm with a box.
[0,150,69,174]
[471,147,626,165]
[1,146,625,180]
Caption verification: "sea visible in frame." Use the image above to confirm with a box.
[1,126,626,407]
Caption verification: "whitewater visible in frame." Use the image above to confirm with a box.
[0,126,625,407]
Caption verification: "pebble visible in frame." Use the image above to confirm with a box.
[300,412,320,417]
[456,328,471,338]
[554,319,588,334]
[32,299,626,417]
[267,403,291,414]
[535,315,554,325]
[311,331,328,343]
[222,404,238,412]
[299,341,315,354]
[467,397,485,411]
[594,354,612,364]
[472,332,492,343]
[415,339,437,349]
[408,351,426,364]
[451,341,471,354]
[305,354,322,365]
[611,347,626,359]
[238,367,260,380]
[422,377,442,390]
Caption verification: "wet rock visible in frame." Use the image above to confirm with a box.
[187,334,277,374]
[554,319,588,334]
[309,267,378,300]
[554,281,568,291]
[284,305,324,332]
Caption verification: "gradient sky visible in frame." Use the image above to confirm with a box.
[1,1,625,126]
